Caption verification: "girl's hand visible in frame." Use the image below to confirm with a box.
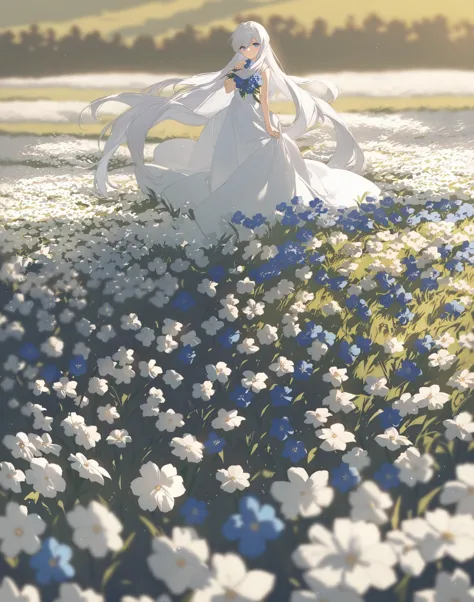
[234,60,246,70]
[224,78,237,93]
[266,124,280,138]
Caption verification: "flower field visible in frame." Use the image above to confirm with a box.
[0,112,474,602]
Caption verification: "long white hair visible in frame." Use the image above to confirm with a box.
[81,21,366,197]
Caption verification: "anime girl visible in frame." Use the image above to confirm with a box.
[83,21,380,240]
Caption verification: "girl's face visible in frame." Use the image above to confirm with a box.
[238,37,261,60]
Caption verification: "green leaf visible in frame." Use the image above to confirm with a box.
[390,495,403,529]
[101,560,121,590]
[250,443,259,456]
[4,556,19,569]
[57,499,66,515]
[24,491,40,504]
[307,447,317,464]
[138,515,163,538]
[250,471,260,482]
[114,532,135,558]
[288,577,301,588]
[121,394,128,404]
[218,450,225,463]
[417,486,442,516]
[260,404,270,417]
[261,469,275,478]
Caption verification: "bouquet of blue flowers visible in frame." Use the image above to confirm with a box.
[226,60,263,103]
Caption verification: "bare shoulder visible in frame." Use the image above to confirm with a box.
[261,66,270,81]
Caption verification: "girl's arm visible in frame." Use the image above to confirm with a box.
[261,67,280,138]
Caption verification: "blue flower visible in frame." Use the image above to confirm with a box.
[180,498,209,525]
[222,496,284,558]
[396,307,415,325]
[177,345,196,365]
[331,463,360,492]
[207,265,226,282]
[378,408,402,429]
[355,335,372,354]
[338,341,361,365]
[29,538,74,585]
[442,301,465,318]
[230,385,255,408]
[269,385,293,407]
[282,438,307,463]
[374,463,400,490]
[218,328,240,348]
[172,291,196,311]
[39,364,62,383]
[414,335,434,354]
[395,360,422,382]
[19,342,40,362]
[294,360,313,381]
[270,417,294,441]
[68,355,87,377]
[204,432,226,454]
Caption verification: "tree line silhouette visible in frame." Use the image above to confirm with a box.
[1,13,473,76]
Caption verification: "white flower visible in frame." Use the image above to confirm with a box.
[349,481,393,524]
[383,337,404,354]
[242,299,265,320]
[97,404,120,424]
[121,313,142,331]
[0,502,45,557]
[114,365,136,385]
[69,453,111,485]
[443,411,474,441]
[147,527,210,595]
[269,356,294,376]
[197,278,218,297]
[428,349,456,370]
[342,447,371,471]
[394,447,435,487]
[75,425,101,450]
[316,423,356,452]
[415,568,474,602]
[364,376,389,397]
[236,338,259,355]
[97,357,116,377]
[270,467,334,520]
[3,432,40,461]
[0,577,40,602]
[413,385,450,410]
[52,377,78,399]
[392,393,419,417]
[61,412,86,436]
[459,331,474,351]
[375,427,412,451]
[236,277,255,294]
[156,409,185,432]
[29,379,49,396]
[163,369,184,389]
[211,409,245,431]
[139,360,163,379]
[181,330,201,347]
[304,408,332,427]
[106,429,132,448]
[434,332,456,349]
[205,362,231,383]
[130,462,185,512]
[192,381,215,401]
[256,324,278,345]
[386,517,427,577]
[171,435,204,463]
[192,552,274,602]
[323,367,348,387]
[88,377,109,396]
[322,389,357,413]
[440,463,474,514]
[66,500,123,558]
[308,340,329,361]
[135,327,156,347]
[25,458,66,498]
[156,334,179,354]
[201,316,224,336]
[447,369,474,392]
[0,461,26,493]
[97,325,116,343]
[321,301,342,316]
[40,336,64,358]
[52,583,104,602]
[31,433,61,457]
[216,465,250,493]
[241,371,268,393]
[419,509,474,563]
[292,519,397,595]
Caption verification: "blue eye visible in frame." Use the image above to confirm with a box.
[253,42,260,47]
[240,46,246,50]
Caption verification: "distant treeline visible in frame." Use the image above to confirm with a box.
[1,13,474,76]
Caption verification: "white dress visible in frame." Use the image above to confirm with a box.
[132,77,381,241]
